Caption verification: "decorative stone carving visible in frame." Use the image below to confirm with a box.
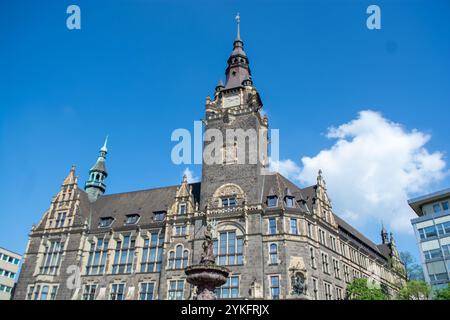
[210,183,246,208]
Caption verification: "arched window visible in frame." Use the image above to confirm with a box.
[269,243,278,265]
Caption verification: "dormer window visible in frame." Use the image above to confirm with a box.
[55,212,67,228]
[153,211,166,222]
[125,214,140,225]
[222,197,237,207]
[99,217,114,228]
[285,196,295,208]
[178,203,186,215]
[267,196,278,208]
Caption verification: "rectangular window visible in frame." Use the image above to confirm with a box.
[110,283,126,300]
[168,280,184,300]
[214,231,243,266]
[82,284,97,300]
[125,214,140,225]
[312,278,319,300]
[442,201,449,211]
[418,226,437,240]
[40,285,49,300]
[50,286,58,300]
[424,248,443,261]
[26,286,35,300]
[153,211,166,221]
[55,212,67,228]
[290,218,298,234]
[139,282,155,300]
[344,264,351,283]
[141,233,164,273]
[333,258,340,279]
[307,223,313,238]
[179,203,186,215]
[336,287,343,300]
[269,244,278,265]
[269,218,277,235]
[285,197,295,208]
[442,244,450,257]
[433,204,442,213]
[270,276,280,300]
[436,222,450,236]
[174,225,187,236]
[112,235,135,274]
[321,252,329,274]
[99,217,114,228]
[324,282,333,300]
[222,197,237,207]
[216,276,239,299]
[86,237,109,275]
[310,247,316,269]
[40,240,63,275]
[267,196,278,207]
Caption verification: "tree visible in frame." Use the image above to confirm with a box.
[398,280,432,300]
[346,278,388,300]
[434,284,450,300]
[400,251,424,281]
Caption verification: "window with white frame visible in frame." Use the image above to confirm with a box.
[139,282,155,300]
[168,280,184,300]
[269,243,278,265]
[344,264,351,283]
[319,229,326,245]
[141,232,164,273]
[174,225,187,236]
[82,284,97,300]
[110,283,126,300]
[214,231,243,266]
[335,287,343,300]
[222,197,237,207]
[268,218,277,235]
[285,196,295,208]
[330,236,337,251]
[270,275,280,299]
[216,275,239,298]
[112,235,135,274]
[178,203,186,215]
[307,222,313,238]
[40,240,63,275]
[290,218,298,234]
[86,237,109,275]
[125,214,140,225]
[168,244,188,270]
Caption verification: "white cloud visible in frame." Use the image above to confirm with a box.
[273,110,447,233]
[182,167,200,183]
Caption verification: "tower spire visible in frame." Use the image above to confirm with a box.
[85,137,109,202]
[235,12,241,41]
[224,13,251,90]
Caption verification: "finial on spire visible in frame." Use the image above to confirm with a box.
[235,12,241,41]
[101,135,108,153]
[318,169,323,176]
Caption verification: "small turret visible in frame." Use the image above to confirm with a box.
[85,137,109,202]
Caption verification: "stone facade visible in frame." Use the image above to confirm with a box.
[13,19,406,301]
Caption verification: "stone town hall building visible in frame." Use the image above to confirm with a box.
[14,19,406,301]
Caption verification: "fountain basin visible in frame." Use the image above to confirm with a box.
[185,264,230,300]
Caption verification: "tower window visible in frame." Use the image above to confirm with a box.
[268,218,277,235]
[285,196,295,208]
[267,196,278,207]
[125,214,140,225]
[222,197,237,207]
[269,243,278,265]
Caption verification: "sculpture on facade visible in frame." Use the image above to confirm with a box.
[291,272,307,296]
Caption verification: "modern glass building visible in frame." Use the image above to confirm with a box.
[0,247,22,300]
[409,188,450,290]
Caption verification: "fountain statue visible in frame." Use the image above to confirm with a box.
[185,220,230,300]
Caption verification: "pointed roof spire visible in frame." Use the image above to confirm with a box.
[235,12,241,41]
[63,165,77,185]
[224,13,251,90]
[101,135,108,153]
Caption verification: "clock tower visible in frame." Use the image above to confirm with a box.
[200,14,269,210]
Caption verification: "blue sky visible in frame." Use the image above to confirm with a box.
[0,0,449,262]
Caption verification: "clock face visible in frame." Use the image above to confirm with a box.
[223,95,240,108]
